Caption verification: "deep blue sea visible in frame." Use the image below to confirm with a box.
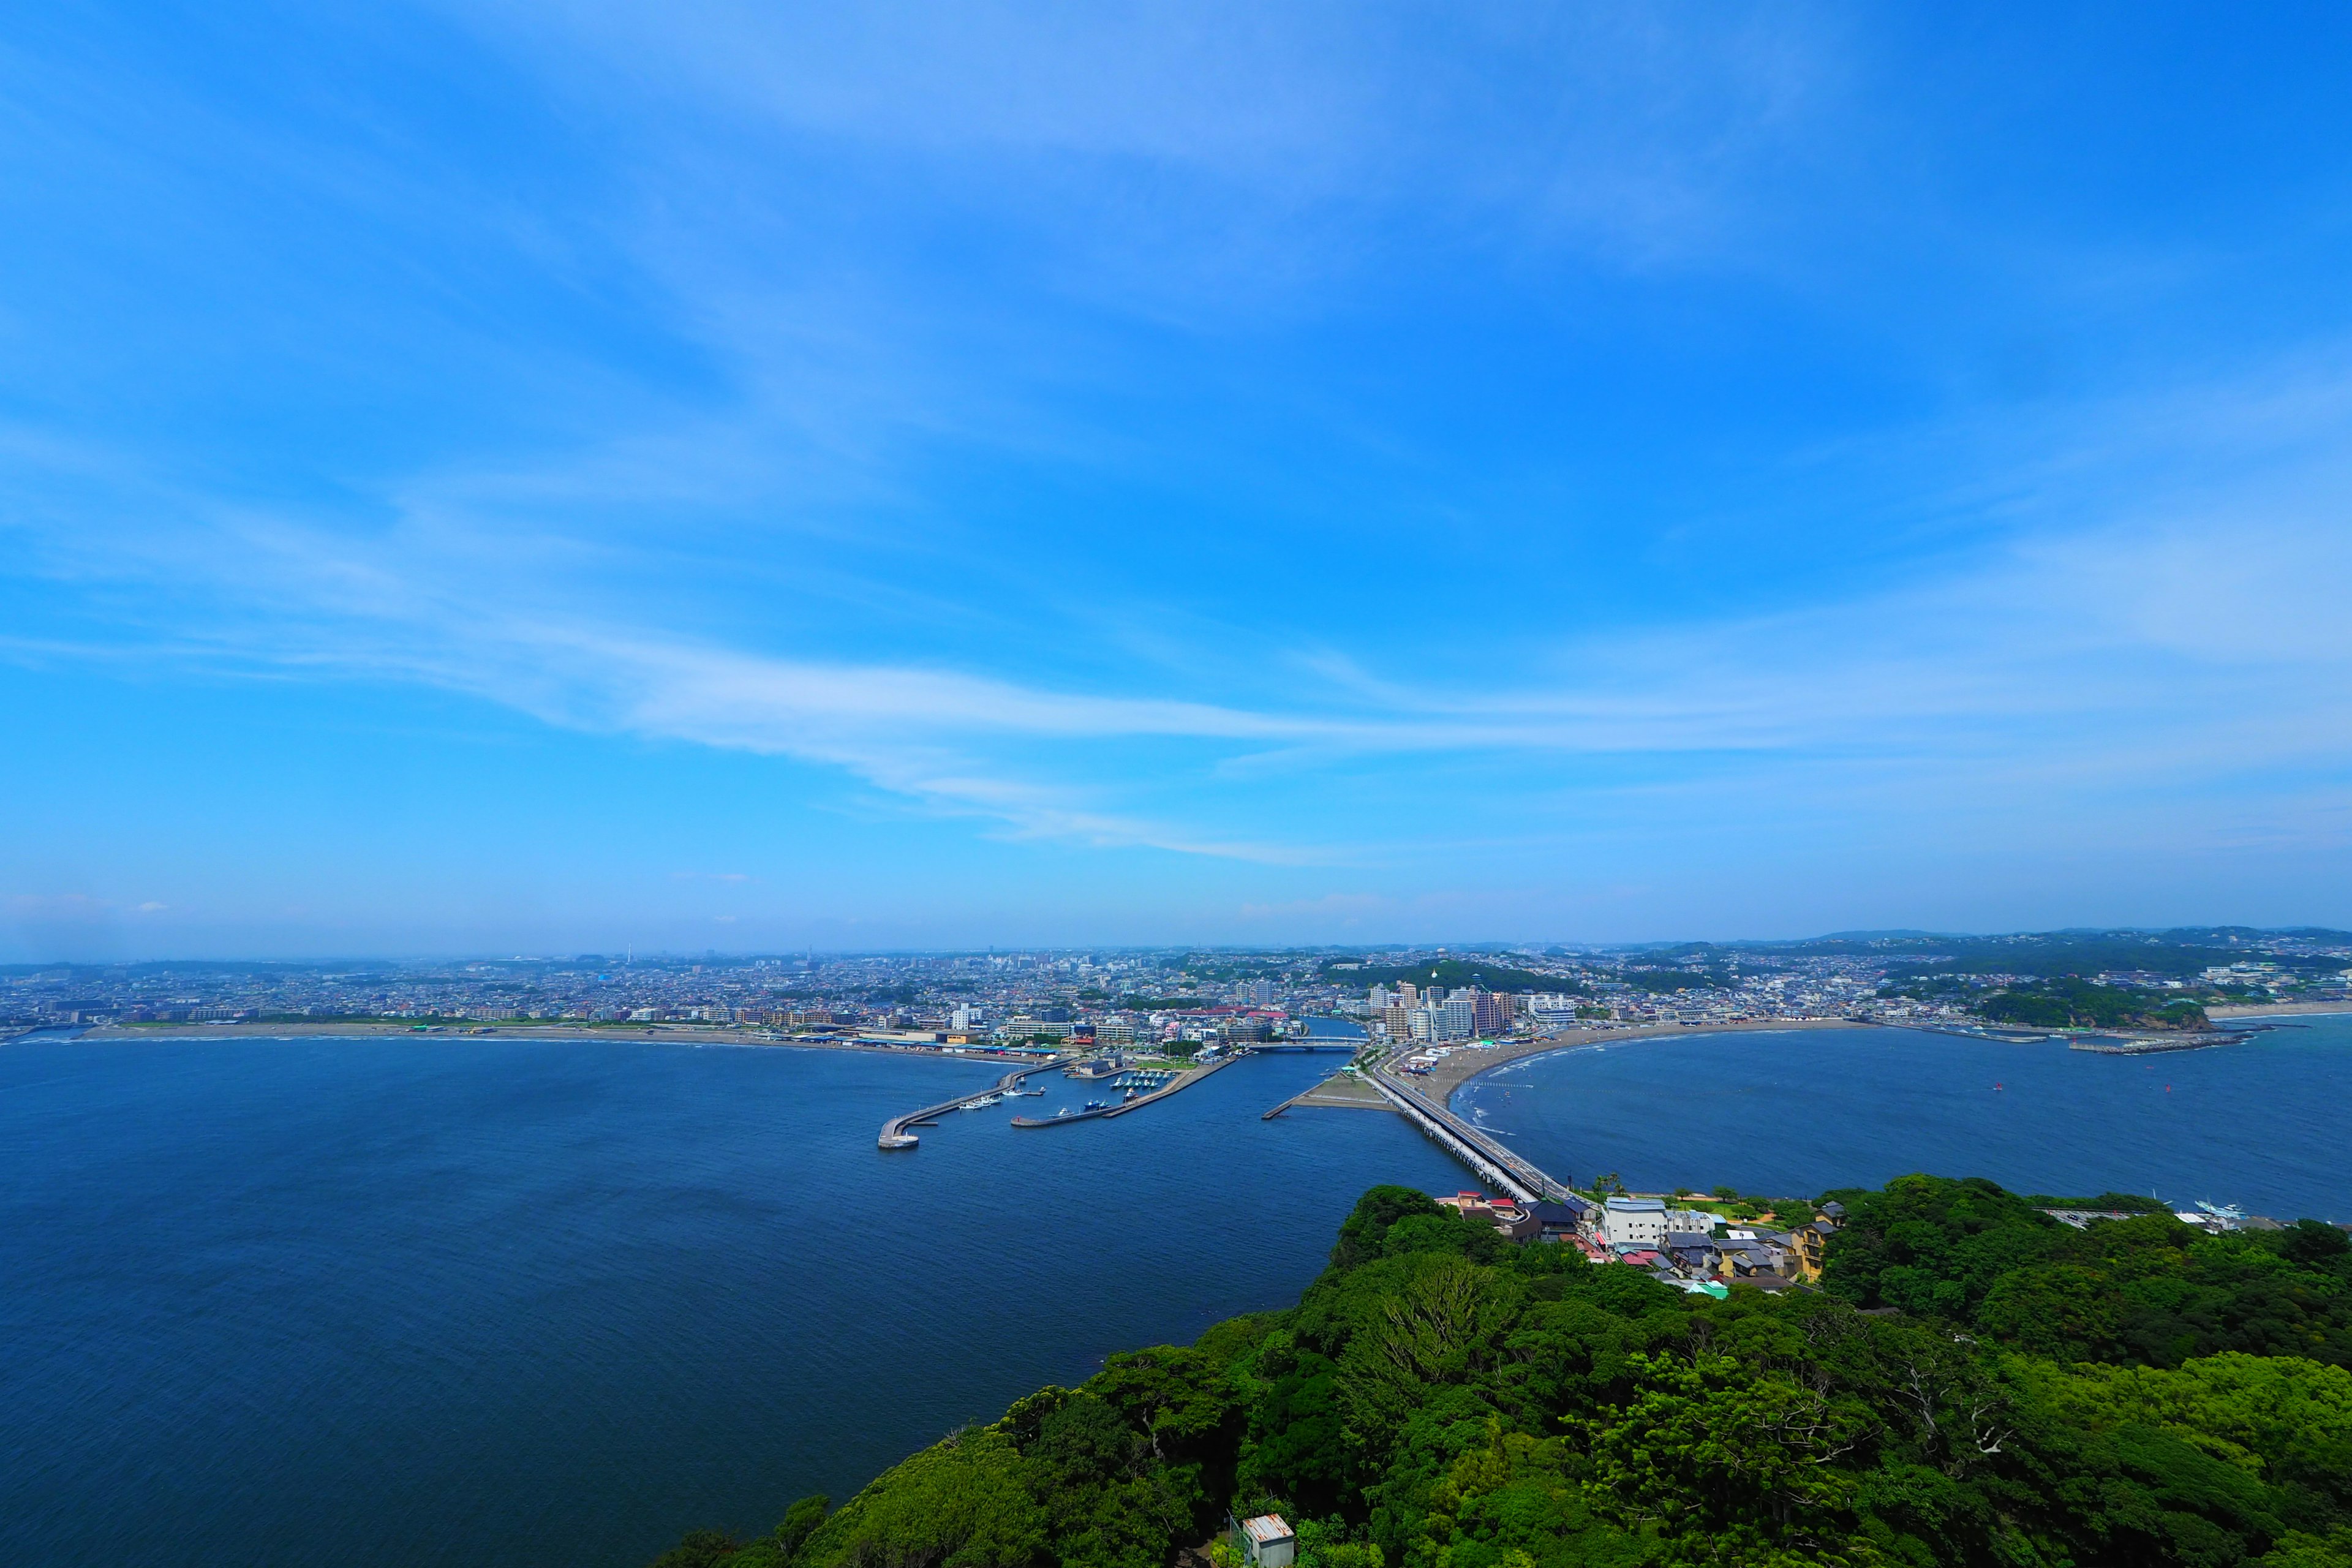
[1454,1015,2352,1222]
[0,1034,1446,1568]
[9,1016,2343,1568]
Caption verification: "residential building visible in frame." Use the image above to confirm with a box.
[1602,1196,1669,1248]
[1530,1196,1594,1240]
[1664,1231,1722,1276]
[1468,988,1509,1036]
[1789,1215,1839,1281]
[1723,1228,1794,1276]
[1441,1191,1542,1243]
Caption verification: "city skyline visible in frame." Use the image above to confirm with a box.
[10,6,2352,959]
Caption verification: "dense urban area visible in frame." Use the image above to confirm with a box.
[7,927,2348,1041]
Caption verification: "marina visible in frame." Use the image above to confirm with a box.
[1011,1051,1246,1129]
[876,1055,1074,1149]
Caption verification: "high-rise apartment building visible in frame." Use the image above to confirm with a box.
[1468,989,1509,1038]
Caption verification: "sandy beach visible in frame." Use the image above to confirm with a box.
[1401,1017,1869,1102]
[2207,1003,2352,1019]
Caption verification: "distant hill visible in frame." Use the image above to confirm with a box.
[1321,957,1587,994]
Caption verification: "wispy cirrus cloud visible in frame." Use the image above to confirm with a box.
[9,349,2352,873]
[9,1,2352,951]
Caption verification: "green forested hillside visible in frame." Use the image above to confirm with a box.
[657,1178,2352,1568]
[1972,979,2211,1031]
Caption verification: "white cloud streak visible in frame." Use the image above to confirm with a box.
[9,366,2352,869]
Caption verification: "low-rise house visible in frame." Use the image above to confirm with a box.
[1789,1218,1837,1281]
[1529,1197,1593,1240]
[1722,1241,1790,1278]
[1439,1191,1540,1242]
[1664,1231,1721,1276]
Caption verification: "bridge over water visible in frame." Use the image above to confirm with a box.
[1364,1062,1574,1205]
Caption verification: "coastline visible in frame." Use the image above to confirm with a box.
[67,1019,1035,1063]
[1412,1017,1870,1106]
[2206,1002,2352,1019]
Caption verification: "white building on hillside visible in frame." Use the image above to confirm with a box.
[1602,1196,1669,1248]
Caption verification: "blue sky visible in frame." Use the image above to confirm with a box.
[7,3,2352,959]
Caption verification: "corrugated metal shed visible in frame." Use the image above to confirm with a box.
[1242,1515,1294,1546]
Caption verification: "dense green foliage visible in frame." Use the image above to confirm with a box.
[663,1178,2352,1568]
[1822,1175,2352,1368]
[1973,979,2210,1031]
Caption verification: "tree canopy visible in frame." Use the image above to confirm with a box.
[655,1178,2352,1568]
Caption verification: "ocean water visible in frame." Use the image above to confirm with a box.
[0,1035,1450,1568]
[1454,1015,2352,1222]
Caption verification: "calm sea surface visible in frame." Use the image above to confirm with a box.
[1454,1014,2352,1222]
[10,1017,2342,1568]
[0,1033,1446,1568]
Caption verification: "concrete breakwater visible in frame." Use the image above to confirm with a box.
[877,1055,1073,1149]
[1012,1052,1244,1129]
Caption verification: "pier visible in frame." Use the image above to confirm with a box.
[877,1055,1074,1149]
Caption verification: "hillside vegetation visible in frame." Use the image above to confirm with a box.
[1973,979,2212,1031]
[655,1177,2352,1568]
